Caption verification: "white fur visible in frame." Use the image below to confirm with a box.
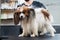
[19,13,25,18]
[19,8,56,37]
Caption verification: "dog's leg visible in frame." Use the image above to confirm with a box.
[40,27,47,35]
[31,28,38,37]
[19,28,29,37]
[46,23,56,37]
[19,29,25,37]
[19,28,26,37]
[49,25,56,37]
[50,31,55,37]
[19,26,28,37]
[31,22,38,37]
[38,24,47,35]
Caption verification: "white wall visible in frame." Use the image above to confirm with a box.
[18,0,24,4]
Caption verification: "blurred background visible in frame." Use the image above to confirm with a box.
[0,0,60,25]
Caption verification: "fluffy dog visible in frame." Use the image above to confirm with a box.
[14,6,56,37]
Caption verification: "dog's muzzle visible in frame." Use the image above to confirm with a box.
[19,13,25,20]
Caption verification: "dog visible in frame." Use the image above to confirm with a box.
[14,6,56,37]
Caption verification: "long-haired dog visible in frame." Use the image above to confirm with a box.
[14,6,56,37]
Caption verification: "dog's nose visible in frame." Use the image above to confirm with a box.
[20,16,24,19]
[21,16,23,18]
[20,13,25,19]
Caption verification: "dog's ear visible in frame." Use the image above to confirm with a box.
[29,8,35,17]
[14,12,20,25]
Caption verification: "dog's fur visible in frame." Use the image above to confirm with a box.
[14,6,56,37]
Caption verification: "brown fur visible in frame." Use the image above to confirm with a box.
[41,9,50,20]
[14,10,20,25]
[23,8,30,16]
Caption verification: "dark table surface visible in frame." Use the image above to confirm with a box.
[0,25,60,40]
[1,34,60,40]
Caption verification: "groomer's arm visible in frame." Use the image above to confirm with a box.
[39,2,46,9]
[35,1,46,9]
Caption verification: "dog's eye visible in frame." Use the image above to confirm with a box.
[19,12,21,13]
[19,12,25,14]
[22,12,25,13]
[19,12,22,14]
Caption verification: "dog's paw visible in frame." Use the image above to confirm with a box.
[18,34,24,37]
[51,33,55,37]
[50,31,55,37]
[31,34,35,37]
[40,33,45,35]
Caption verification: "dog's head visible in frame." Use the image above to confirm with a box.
[14,6,35,25]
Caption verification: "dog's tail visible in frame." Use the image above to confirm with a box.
[41,8,54,23]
